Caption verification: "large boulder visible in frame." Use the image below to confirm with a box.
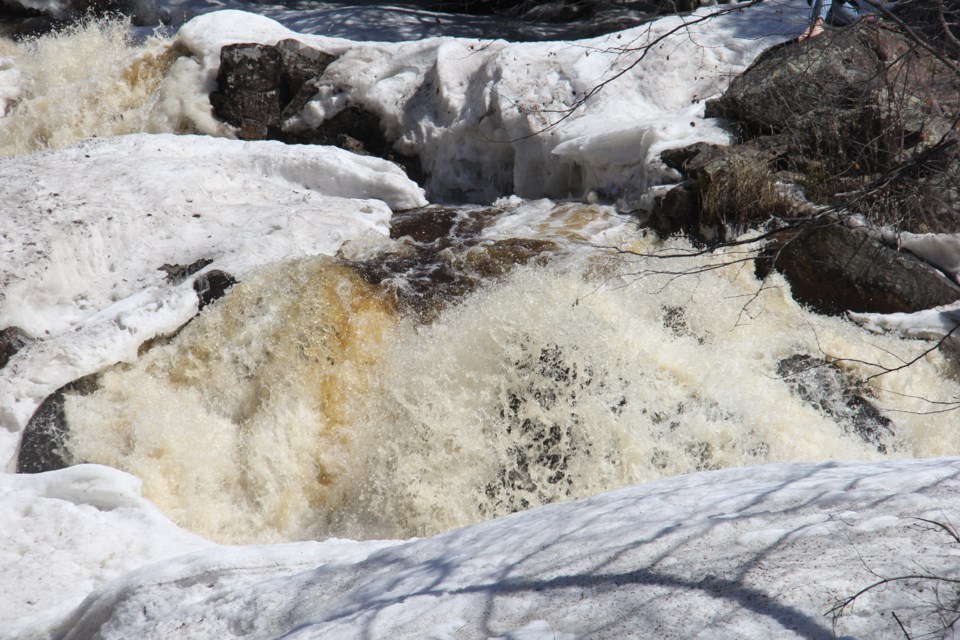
[648,22,960,317]
[706,22,960,233]
[762,222,960,315]
[708,24,957,160]
[209,40,337,141]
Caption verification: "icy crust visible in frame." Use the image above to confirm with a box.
[1,464,398,640]
[0,465,211,639]
[20,458,960,640]
[851,302,960,340]
[0,133,424,447]
[173,4,808,202]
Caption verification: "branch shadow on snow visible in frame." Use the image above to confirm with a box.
[48,460,960,638]
[261,460,960,639]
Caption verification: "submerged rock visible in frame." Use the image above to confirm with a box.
[484,341,627,515]
[17,374,99,474]
[353,205,558,321]
[777,354,894,452]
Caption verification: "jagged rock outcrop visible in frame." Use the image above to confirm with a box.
[657,23,960,237]
[652,22,960,315]
[210,40,337,141]
[209,39,423,183]
[705,22,960,233]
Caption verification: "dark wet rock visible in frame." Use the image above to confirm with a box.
[17,374,99,474]
[210,43,285,140]
[653,141,802,242]
[194,269,238,311]
[209,39,423,182]
[159,258,212,285]
[764,222,960,315]
[390,206,467,243]
[777,354,894,452]
[647,183,697,237]
[0,326,30,370]
[356,236,556,321]
[354,206,556,321]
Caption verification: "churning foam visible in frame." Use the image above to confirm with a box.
[0,18,223,157]
[64,212,960,544]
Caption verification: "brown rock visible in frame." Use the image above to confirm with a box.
[769,222,960,315]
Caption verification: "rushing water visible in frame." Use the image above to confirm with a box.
[0,18,222,157]
[6,13,960,545]
[62,204,960,543]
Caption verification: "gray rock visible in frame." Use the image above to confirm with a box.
[0,326,30,370]
[208,40,423,182]
[209,43,284,140]
[706,23,960,233]
[276,38,336,100]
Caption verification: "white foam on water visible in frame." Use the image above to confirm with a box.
[0,18,228,157]
[62,214,960,543]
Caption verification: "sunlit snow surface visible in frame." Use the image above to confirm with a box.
[4,2,960,639]
[8,459,960,639]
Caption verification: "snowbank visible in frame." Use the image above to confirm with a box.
[9,457,960,639]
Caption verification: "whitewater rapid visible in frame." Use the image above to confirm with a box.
[61,206,960,543]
